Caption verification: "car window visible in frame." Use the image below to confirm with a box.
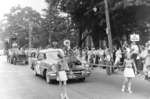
[38,53,46,60]
[31,52,36,58]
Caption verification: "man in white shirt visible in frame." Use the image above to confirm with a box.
[130,42,139,69]
[131,42,139,54]
[114,48,122,65]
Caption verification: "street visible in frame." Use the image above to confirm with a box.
[0,55,150,99]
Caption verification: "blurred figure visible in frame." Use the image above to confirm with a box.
[56,50,69,99]
[130,42,139,69]
[122,53,137,93]
[143,46,150,79]
[114,47,122,66]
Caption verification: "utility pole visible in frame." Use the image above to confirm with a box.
[104,0,113,75]
[104,0,113,54]
[28,22,33,65]
[29,22,32,50]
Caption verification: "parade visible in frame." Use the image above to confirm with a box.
[3,34,150,99]
[0,0,150,99]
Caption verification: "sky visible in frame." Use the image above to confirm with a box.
[0,0,47,19]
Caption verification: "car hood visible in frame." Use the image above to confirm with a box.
[69,65,86,70]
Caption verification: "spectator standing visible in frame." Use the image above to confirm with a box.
[114,47,122,66]
[130,42,139,68]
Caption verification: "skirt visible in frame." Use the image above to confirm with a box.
[124,68,135,78]
[148,71,150,78]
[57,71,68,81]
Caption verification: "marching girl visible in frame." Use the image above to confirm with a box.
[122,53,137,93]
[57,50,69,99]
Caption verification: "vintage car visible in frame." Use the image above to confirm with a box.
[7,48,28,65]
[32,48,91,83]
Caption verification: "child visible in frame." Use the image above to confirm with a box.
[122,53,137,93]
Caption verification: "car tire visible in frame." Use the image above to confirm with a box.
[10,58,13,64]
[79,78,85,82]
[25,61,28,65]
[13,57,16,65]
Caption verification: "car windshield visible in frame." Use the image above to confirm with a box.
[66,56,81,65]
[43,50,60,65]
[38,53,46,60]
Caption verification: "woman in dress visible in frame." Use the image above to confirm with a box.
[57,50,69,99]
[122,53,137,93]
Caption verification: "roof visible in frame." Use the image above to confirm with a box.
[39,48,64,65]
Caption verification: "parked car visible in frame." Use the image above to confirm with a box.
[7,48,28,65]
[32,48,91,83]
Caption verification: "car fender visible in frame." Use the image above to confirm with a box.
[35,62,42,75]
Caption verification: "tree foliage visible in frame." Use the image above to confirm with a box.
[4,6,43,48]
[43,0,78,48]
[50,0,150,48]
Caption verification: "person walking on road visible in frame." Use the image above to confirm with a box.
[57,50,69,99]
[122,53,137,93]
[144,46,150,79]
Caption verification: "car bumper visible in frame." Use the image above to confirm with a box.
[47,71,91,80]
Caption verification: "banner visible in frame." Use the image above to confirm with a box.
[130,34,140,42]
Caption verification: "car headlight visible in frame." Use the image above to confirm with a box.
[51,64,57,72]
[69,71,74,75]
[83,63,89,68]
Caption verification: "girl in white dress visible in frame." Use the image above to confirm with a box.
[57,50,69,99]
[122,54,137,93]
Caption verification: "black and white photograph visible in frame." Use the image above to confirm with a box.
[0,0,150,99]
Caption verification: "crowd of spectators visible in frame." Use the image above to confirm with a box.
[70,41,150,76]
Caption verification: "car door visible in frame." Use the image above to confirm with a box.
[35,53,46,75]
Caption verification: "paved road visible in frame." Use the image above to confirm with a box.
[0,55,150,99]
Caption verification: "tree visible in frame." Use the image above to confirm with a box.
[43,0,78,48]
[51,0,150,48]
[4,6,43,48]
